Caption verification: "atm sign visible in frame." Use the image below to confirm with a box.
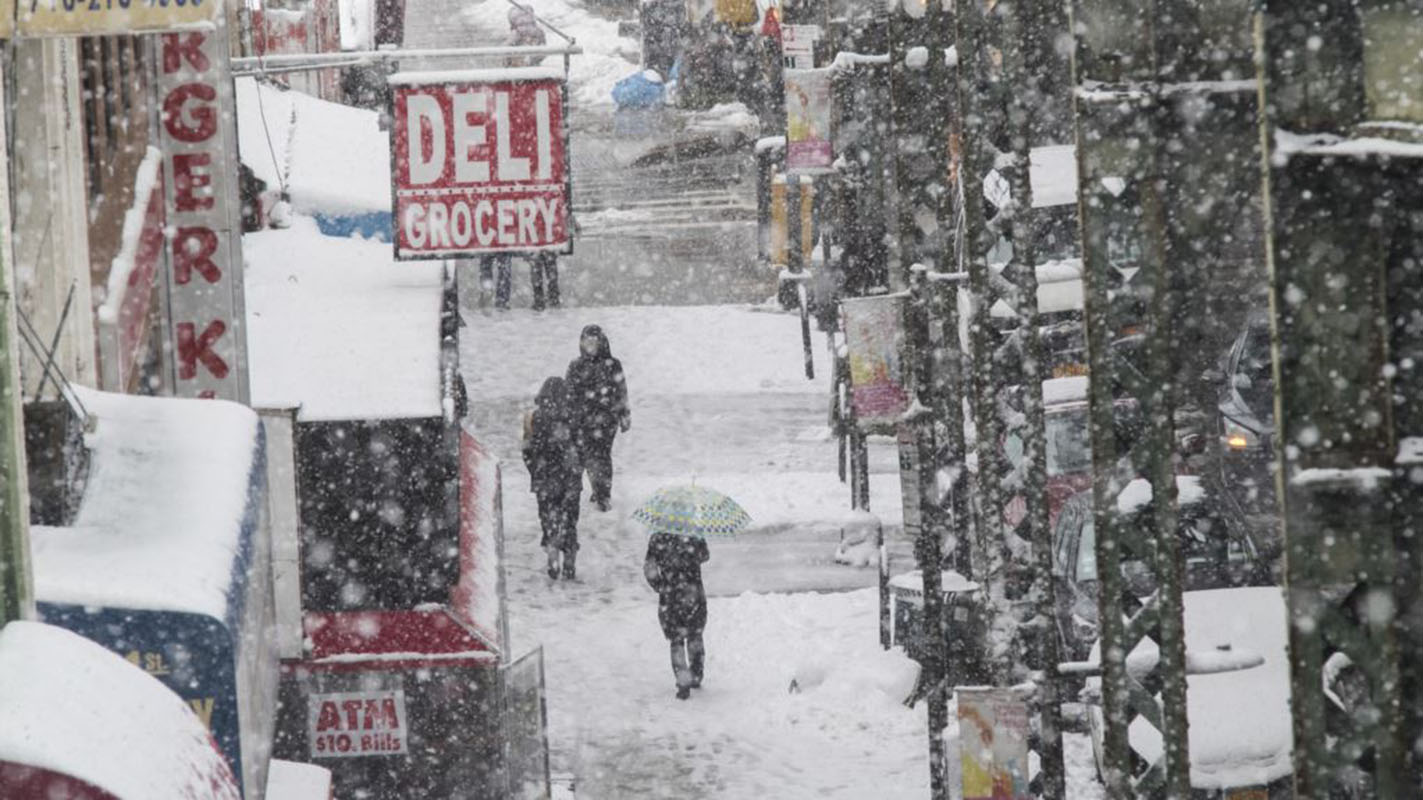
[309,690,409,759]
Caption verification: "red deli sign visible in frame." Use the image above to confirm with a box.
[390,69,569,259]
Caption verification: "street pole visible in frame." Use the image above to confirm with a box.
[0,55,35,628]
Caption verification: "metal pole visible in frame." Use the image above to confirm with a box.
[0,54,34,627]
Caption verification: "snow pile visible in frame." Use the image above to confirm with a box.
[245,218,445,420]
[460,0,636,107]
[1116,475,1205,514]
[30,388,260,620]
[266,759,332,800]
[0,621,240,800]
[1042,375,1088,406]
[685,101,761,136]
[235,78,391,217]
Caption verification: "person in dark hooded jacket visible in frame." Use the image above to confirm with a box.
[522,377,583,579]
[565,325,630,511]
[644,531,711,699]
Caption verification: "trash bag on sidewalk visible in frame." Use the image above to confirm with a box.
[612,69,667,109]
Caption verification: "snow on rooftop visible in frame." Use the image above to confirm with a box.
[388,65,565,85]
[30,388,260,621]
[235,78,391,217]
[0,621,241,800]
[245,217,445,421]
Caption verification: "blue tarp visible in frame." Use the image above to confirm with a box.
[612,71,666,109]
[313,210,393,242]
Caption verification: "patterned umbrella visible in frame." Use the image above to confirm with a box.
[631,485,752,539]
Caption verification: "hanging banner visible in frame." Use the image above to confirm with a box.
[841,295,909,428]
[957,687,1032,800]
[388,68,570,260]
[17,0,218,36]
[156,24,249,402]
[784,67,833,173]
[0,0,12,38]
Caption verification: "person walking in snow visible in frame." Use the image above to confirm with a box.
[644,530,710,699]
[566,325,630,511]
[523,377,583,580]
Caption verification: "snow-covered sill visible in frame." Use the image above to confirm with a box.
[1276,128,1423,160]
[1077,78,1255,104]
[829,51,889,71]
[388,66,564,85]
[310,650,495,665]
[1290,466,1393,490]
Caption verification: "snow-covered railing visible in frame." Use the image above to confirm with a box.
[233,44,584,76]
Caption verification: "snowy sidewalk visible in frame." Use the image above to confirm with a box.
[461,302,933,797]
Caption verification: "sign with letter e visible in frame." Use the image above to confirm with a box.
[389,67,570,260]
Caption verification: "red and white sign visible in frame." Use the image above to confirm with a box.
[389,68,570,259]
[156,25,249,401]
[308,690,409,759]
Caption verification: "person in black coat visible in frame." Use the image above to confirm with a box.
[522,377,583,580]
[643,531,710,699]
[565,325,630,511]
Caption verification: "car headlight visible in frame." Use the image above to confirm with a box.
[1223,416,1261,451]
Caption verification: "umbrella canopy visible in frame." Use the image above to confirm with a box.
[632,485,752,538]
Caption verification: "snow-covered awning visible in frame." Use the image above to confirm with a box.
[235,78,391,221]
[31,388,263,622]
[245,219,445,421]
[0,622,241,800]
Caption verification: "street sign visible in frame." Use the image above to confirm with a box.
[156,25,250,402]
[782,23,819,70]
[308,689,410,759]
[17,0,217,36]
[389,68,570,260]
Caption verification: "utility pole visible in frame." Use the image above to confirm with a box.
[1256,3,1423,795]
[0,55,35,627]
[888,2,955,795]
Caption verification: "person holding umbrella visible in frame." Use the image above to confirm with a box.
[635,485,751,699]
[523,377,583,580]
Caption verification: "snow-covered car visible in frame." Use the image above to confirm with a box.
[1051,478,1292,796]
[1050,478,1268,660]
[1084,587,1293,798]
[1214,314,1280,541]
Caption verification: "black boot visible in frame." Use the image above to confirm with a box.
[547,549,560,580]
[561,552,576,581]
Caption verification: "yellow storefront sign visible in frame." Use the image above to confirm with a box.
[770,175,814,266]
[16,0,217,37]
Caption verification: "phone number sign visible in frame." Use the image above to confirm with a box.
[18,0,216,36]
[389,68,570,259]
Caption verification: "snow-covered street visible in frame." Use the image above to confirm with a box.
[461,301,1104,797]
